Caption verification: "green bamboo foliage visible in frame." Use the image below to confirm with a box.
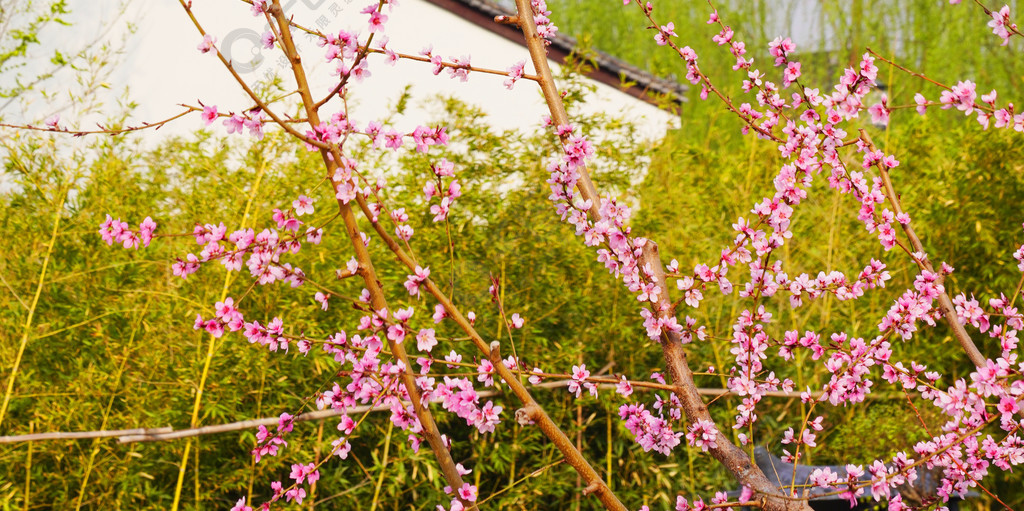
[2,2,1024,509]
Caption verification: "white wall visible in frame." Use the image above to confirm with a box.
[57,0,678,143]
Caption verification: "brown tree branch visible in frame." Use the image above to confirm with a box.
[0,427,173,444]
[638,243,810,511]
[510,1,809,508]
[0,381,894,446]
[510,0,603,220]
[352,195,626,511]
[858,130,986,367]
[266,2,476,508]
[0,366,611,445]
[177,0,331,151]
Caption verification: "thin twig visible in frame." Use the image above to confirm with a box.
[0,108,195,136]
[866,48,951,91]
[361,47,540,82]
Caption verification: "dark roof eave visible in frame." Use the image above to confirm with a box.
[421,0,687,107]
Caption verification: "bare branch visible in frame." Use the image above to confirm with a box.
[0,108,196,136]
[0,427,173,444]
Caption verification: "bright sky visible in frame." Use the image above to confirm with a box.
[20,0,677,144]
